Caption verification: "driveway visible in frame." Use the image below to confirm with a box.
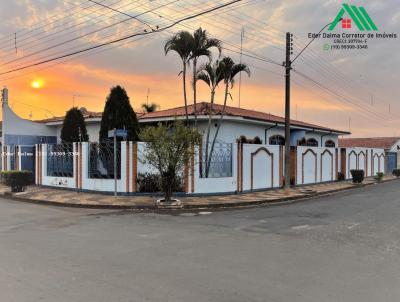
[1,180,400,302]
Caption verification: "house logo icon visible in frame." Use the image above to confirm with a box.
[328,3,378,31]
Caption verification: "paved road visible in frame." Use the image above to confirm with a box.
[1,181,400,302]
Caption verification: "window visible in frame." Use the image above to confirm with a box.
[342,18,351,29]
[325,140,335,148]
[306,138,318,147]
[269,135,285,145]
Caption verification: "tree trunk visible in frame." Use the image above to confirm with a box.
[204,90,215,178]
[182,62,189,123]
[206,83,229,177]
[193,57,198,128]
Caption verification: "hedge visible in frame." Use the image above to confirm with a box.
[0,170,33,192]
[350,169,364,184]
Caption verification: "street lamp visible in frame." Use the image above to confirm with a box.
[283,20,341,189]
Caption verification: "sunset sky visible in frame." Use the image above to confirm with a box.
[0,0,399,137]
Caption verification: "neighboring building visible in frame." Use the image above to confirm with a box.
[1,88,349,146]
[339,137,400,172]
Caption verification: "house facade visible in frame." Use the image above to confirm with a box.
[1,88,349,147]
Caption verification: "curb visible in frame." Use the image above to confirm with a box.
[1,178,397,212]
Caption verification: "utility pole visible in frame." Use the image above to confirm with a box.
[284,32,292,189]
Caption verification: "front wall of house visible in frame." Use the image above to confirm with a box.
[196,120,339,146]
[55,123,101,142]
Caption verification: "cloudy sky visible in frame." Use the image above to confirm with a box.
[0,0,398,137]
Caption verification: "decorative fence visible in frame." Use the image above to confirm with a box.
[47,144,73,177]
[0,142,390,195]
[88,142,121,179]
[200,142,232,178]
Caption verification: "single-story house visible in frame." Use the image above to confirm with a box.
[1,87,349,146]
[339,137,400,172]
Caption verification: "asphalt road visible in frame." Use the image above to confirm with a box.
[1,181,400,302]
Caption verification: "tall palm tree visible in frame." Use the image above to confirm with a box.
[190,28,222,127]
[196,60,225,177]
[206,57,250,177]
[164,31,194,122]
[141,102,159,113]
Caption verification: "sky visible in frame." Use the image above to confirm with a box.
[0,0,399,137]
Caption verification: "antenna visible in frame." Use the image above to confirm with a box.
[146,88,150,105]
[14,33,17,54]
[238,27,244,108]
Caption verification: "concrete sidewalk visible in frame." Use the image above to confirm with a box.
[0,176,397,210]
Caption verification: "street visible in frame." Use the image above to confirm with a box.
[1,181,400,302]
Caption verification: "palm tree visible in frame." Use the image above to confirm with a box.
[190,28,221,127]
[196,60,225,177]
[141,102,159,113]
[164,31,194,122]
[205,57,250,176]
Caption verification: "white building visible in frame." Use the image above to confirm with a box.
[1,88,349,147]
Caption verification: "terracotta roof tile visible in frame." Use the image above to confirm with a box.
[35,102,349,134]
[140,102,349,134]
[339,137,400,149]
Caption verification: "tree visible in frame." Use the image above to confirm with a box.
[60,107,89,143]
[99,85,139,141]
[140,120,201,202]
[141,102,159,113]
[164,31,194,122]
[190,28,221,127]
[196,59,225,176]
[206,57,250,176]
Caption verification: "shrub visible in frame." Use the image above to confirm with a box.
[375,172,384,182]
[392,169,400,178]
[252,136,262,144]
[337,172,345,181]
[350,169,364,184]
[1,170,33,192]
[137,173,184,193]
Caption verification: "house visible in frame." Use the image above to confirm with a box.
[1,88,349,147]
[339,137,400,172]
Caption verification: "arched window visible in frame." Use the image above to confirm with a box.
[306,138,318,147]
[325,140,335,148]
[269,135,285,145]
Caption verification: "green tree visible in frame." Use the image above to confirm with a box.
[164,31,194,122]
[190,28,221,127]
[60,107,89,142]
[99,85,139,141]
[140,120,201,202]
[141,102,159,113]
[206,57,250,176]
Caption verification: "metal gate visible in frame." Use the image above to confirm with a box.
[386,152,397,174]
[20,146,36,174]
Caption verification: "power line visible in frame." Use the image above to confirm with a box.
[0,0,243,76]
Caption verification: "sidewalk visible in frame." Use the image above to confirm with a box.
[0,176,397,210]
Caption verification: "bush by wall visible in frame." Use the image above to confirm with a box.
[337,172,345,181]
[392,169,400,178]
[137,173,184,193]
[1,170,33,192]
[350,169,364,184]
[375,172,384,182]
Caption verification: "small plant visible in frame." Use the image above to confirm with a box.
[337,172,345,181]
[392,169,400,178]
[350,169,364,184]
[252,136,262,144]
[375,172,384,182]
[1,170,33,192]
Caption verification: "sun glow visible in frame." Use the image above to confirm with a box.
[31,79,44,89]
